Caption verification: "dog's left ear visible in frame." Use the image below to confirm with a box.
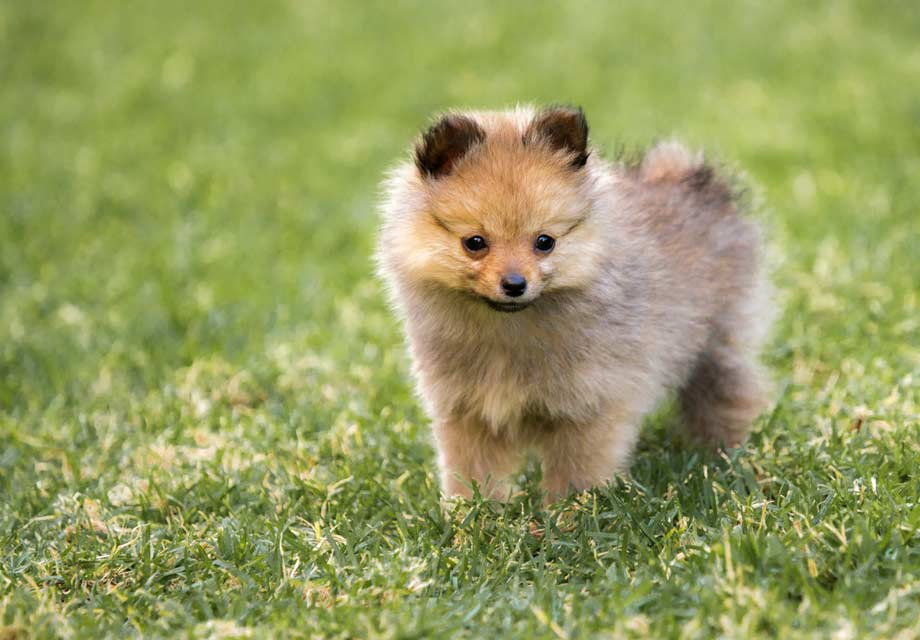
[525,106,589,169]
[415,114,486,179]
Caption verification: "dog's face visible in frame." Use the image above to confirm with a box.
[380,107,607,313]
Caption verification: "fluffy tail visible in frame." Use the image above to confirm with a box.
[638,140,735,206]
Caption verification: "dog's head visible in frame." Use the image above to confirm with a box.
[379,106,608,313]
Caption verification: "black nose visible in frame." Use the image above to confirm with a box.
[500,274,527,297]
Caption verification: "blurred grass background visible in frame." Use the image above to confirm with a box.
[1,1,919,638]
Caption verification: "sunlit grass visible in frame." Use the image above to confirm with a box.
[1,1,918,637]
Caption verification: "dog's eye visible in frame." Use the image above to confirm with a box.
[462,235,488,253]
[534,234,556,253]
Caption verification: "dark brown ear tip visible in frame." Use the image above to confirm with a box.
[415,114,486,178]
[552,104,587,119]
[540,104,588,130]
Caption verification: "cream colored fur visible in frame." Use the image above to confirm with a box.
[376,106,770,502]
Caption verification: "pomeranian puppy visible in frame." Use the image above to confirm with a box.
[377,105,770,501]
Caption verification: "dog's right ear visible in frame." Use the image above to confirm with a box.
[415,114,486,179]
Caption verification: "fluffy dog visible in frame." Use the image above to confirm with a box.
[377,105,770,501]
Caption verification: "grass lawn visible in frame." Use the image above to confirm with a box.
[2,1,919,637]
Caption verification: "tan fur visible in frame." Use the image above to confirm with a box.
[377,106,771,502]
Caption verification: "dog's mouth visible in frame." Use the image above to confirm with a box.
[482,298,531,313]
